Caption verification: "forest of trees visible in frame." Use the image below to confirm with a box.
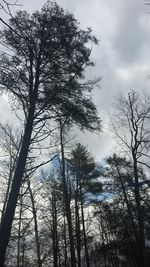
[0,1,150,267]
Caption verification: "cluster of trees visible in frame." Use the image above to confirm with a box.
[0,1,150,267]
[95,92,150,267]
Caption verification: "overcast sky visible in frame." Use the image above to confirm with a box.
[0,0,150,161]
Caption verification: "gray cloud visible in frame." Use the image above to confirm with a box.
[112,0,149,65]
[1,0,150,160]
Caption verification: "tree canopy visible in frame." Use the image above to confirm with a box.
[0,1,100,130]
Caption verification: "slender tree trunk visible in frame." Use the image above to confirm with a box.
[105,211,119,267]
[0,106,35,266]
[80,188,90,267]
[28,180,42,267]
[115,164,140,245]
[132,151,145,267]
[60,121,76,267]
[51,187,58,267]
[99,216,107,267]
[21,237,25,267]
[63,210,68,267]
[1,158,14,223]
[17,196,23,267]
[75,193,81,267]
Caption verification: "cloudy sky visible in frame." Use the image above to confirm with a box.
[0,0,150,161]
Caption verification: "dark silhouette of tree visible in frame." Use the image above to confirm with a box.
[41,169,71,266]
[0,2,100,265]
[69,143,102,267]
[59,119,76,267]
[27,180,42,267]
[101,154,148,266]
[111,91,150,267]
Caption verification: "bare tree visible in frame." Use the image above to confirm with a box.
[0,123,21,222]
[112,91,150,267]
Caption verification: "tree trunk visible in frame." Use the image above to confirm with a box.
[0,106,35,266]
[17,196,23,267]
[28,180,42,267]
[75,192,81,267]
[132,151,145,267]
[60,121,76,267]
[80,188,90,267]
[115,164,140,246]
[1,157,14,223]
[51,186,58,267]
[63,210,68,267]
[21,237,25,267]
[99,216,107,267]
